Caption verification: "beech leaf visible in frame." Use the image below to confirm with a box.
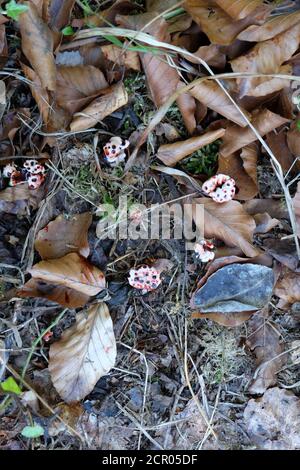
[70,82,128,132]
[191,264,274,327]
[19,2,56,91]
[189,80,250,127]
[246,313,285,394]
[157,129,225,166]
[193,198,259,257]
[220,109,290,157]
[35,213,92,260]
[49,303,116,403]
[29,252,105,296]
[184,0,270,45]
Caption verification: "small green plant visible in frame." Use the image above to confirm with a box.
[21,424,44,439]
[181,140,221,176]
[1,0,28,20]
[61,25,75,36]
[1,376,22,395]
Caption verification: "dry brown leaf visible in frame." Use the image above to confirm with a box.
[266,131,297,174]
[117,13,180,108]
[49,303,116,403]
[293,182,300,238]
[231,24,300,97]
[190,44,226,69]
[247,312,285,394]
[220,109,290,156]
[189,80,250,127]
[35,213,92,260]
[253,212,279,234]
[19,1,56,91]
[70,82,128,132]
[193,197,259,257]
[29,252,105,296]
[243,198,288,219]
[176,83,197,135]
[56,66,108,115]
[215,0,264,20]
[101,44,140,72]
[191,263,274,327]
[238,10,300,42]
[244,388,300,449]
[17,278,90,308]
[49,0,76,30]
[157,129,225,166]
[218,144,258,200]
[0,184,45,215]
[184,0,270,45]
[263,238,299,273]
[22,64,50,123]
[274,267,300,307]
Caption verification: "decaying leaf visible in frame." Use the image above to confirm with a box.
[19,1,56,91]
[189,80,250,127]
[238,10,300,42]
[218,144,258,200]
[231,23,300,97]
[184,0,270,45]
[17,278,90,308]
[215,0,264,20]
[49,303,116,402]
[49,0,76,31]
[117,13,180,108]
[191,263,274,326]
[193,198,259,257]
[29,252,105,296]
[243,198,288,219]
[266,131,297,174]
[274,267,300,308]
[22,64,50,124]
[246,312,285,394]
[70,82,128,132]
[101,44,140,72]
[243,388,300,449]
[0,184,45,215]
[35,213,92,260]
[157,129,225,166]
[55,66,109,115]
[253,212,279,234]
[220,109,290,156]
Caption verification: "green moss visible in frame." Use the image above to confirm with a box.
[181,140,221,177]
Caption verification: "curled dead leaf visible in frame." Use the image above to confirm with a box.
[29,252,106,296]
[246,312,285,394]
[18,278,90,308]
[34,212,92,260]
[220,109,290,156]
[274,267,300,308]
[218,144,258,200]
[19,1,56,91]
[157,129,225,166]
[189,80,250,127]
[49,303,116,403]
[231,23,300,97]
[238,10,300,42]
[193,197,260,257]
[56,66,109,115]
[184,0,270,45]
[70,82,128,132]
